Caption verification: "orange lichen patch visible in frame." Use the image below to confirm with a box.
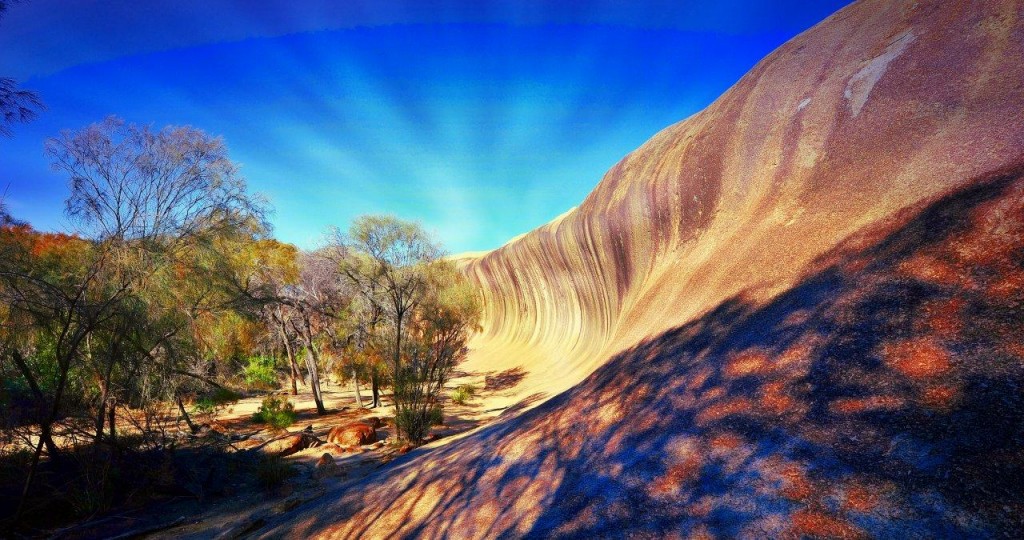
[710,433,745,451]
[684,502,716,524]
[777,342,814,368]
[726,350,770,378]
[782,309,812,327]
[651,455,704,496]
[701,387,726,401]
[920,385,960,409]
[687,367,714,391]
[696,398,753,425]
[592,399,625,432]
[688,524,715,539]
[917,296,966,336]
[779,464,814,502]
[898,253,967,287]
[1006,342,1024,362]
[987,271,1024,301]
[790,510,865,539]
[830,395,905,414]
[759,381,794,415]
[882,339,952,378]
[843,484,880,513]
[843,256,871,275]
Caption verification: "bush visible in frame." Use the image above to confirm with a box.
[254,455,295,490]
[252,395,296,429]
[450,384,476,405]
[243,355,278,390]
[193,387,242,415]
[428,405,444,426]
[394,404,444,444]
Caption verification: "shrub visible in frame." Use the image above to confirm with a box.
[193,387,242,415]
[394,404,444,444]
[428,405,444,426]
[252,395,296,429]
[450,384,476,405]
[243,355,278,390]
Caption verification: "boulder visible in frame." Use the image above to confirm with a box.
[233,438,264,451]
[312,453,339,480]
[327,422,377,447]
[263,432,318,457]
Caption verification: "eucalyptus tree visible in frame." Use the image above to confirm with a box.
[0,116,268,516]
[283,251,345,415]
[0,77,42,137]
[0,2,45,138]
[336,216,442,383]
[333,216,482,442]
[218,237,305,394]
[393,261,481,442]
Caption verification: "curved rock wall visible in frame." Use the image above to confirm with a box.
[460,0,1024,396]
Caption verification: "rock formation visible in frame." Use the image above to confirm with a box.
[261,0,1024,536]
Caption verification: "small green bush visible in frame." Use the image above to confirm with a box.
[394,405,444,443]
[194,387,242,415]
[255,455,295,490]
[450,384,476,405]
[252,395,296,429]
[243,355,278,389]
[428,405,444,426]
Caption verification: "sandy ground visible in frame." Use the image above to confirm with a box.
[67,363,537,539]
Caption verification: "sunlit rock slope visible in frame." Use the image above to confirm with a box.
[263,0,1024,537]
[458,0,1024,404]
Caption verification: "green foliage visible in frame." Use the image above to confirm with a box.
[255,454,296,490]
[450,384,476,405]
[243,355,279,389]
[428,405,444,426]
[395,406,440,443]
[252,395,296,429]
[193,387,242,415]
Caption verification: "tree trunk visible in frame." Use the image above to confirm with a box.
[94,394,106,443]
[94,347,117,443]
[107,398,116,443]
[371,369,381,408]
[9,351,59,456]
[394,312,403,376]
[352,367,364,408]
[278,315,300,395]
[305,347,326,415]
[297,315,327,415]
[177,397,200,434]
[16,348,73,521]
[289,354,300,395]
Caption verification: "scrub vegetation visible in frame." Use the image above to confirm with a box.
[0,117,480,533]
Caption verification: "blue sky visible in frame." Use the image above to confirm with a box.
[0,0,850,253]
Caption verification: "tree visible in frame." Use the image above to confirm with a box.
[393,262,481,442]
[285,251,347,415]
[0,3,44,137]
[338,216,441,386]
[0,116,267,517]
[335,216,480,442]
[0,78,43,137]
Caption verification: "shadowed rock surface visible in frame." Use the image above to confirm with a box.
[258,0,1024,537]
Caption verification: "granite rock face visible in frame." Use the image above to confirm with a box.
[262,1,1024,537]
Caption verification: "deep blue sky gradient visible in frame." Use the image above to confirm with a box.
[0,1,851,252]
